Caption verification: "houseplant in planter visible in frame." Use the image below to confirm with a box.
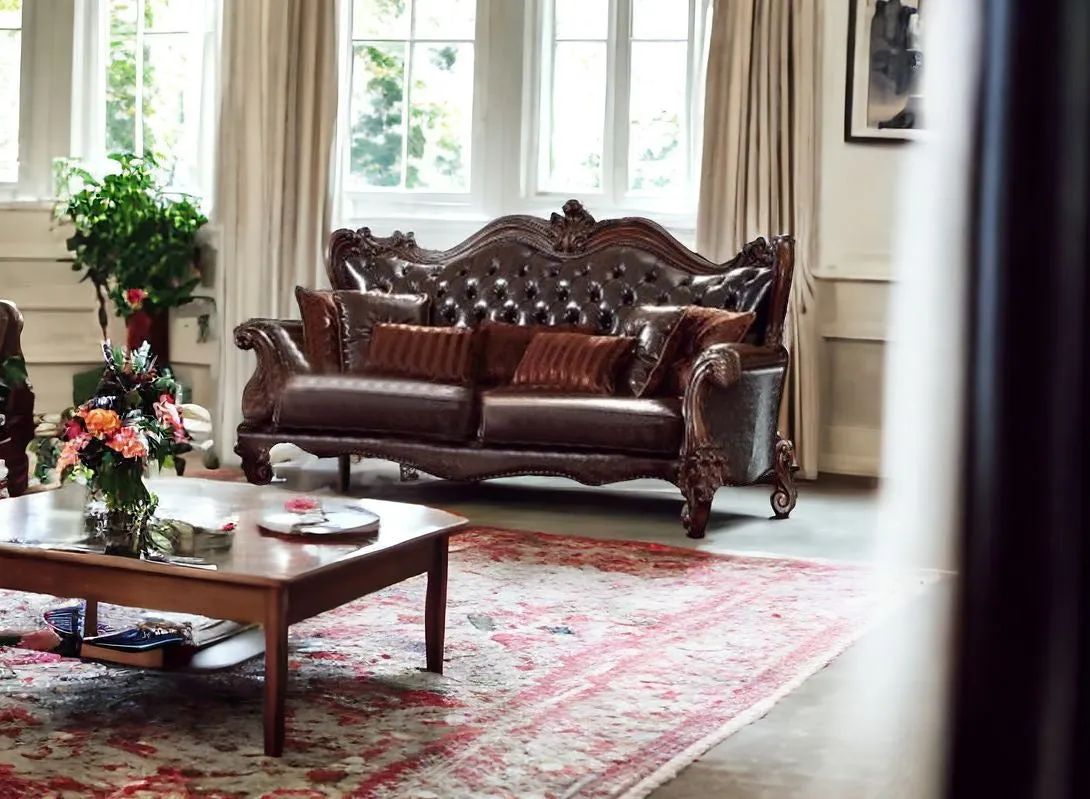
[57,342,189,557]
[55,153,209,365]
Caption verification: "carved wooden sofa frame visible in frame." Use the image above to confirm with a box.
[234,201,798,537]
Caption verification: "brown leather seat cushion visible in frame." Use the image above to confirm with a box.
[478,391,682,455]
[276,375,475,441]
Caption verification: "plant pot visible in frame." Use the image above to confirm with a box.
[102,504,150,558]
[126,310,171,366]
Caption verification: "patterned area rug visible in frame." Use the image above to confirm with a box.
[0,529,934,798]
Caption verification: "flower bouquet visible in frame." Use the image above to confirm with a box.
[57,341,189,557]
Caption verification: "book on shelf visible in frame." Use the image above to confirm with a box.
[42,604,255,669]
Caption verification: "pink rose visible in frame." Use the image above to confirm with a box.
[284,496,322,514]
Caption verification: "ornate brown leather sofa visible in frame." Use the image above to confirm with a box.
[234,201,797,537]
[0,300,34,497]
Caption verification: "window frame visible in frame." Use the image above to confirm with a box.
[339,0,494,221]
[523,0,709,218]
[0,0,74,204]
[70,0,221,203]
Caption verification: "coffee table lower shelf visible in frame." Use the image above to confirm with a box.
[80,625,268,672]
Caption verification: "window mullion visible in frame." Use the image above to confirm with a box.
[400,0,417,191]
[610,0,632,206]
[134,0,146,156]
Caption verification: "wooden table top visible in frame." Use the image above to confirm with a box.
[0,478,467,587]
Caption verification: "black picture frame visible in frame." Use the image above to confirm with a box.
[845,0,925,144]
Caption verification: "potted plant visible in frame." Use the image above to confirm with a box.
[54,153,209,365]
[56,342,189,557]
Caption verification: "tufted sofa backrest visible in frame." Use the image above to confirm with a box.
[327,201,795,346]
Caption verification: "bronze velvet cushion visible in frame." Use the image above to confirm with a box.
[365,323,478,386]
[669,307,756,394]
[334,291,430,373]
[615,305,687,397]
[511,332,636,395]
[295,286,343,372]
[478,322,596,386]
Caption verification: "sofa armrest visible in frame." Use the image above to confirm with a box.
[234,319,309,427]
[681,343,788,483]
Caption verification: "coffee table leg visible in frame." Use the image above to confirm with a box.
[84,599,98,637]
[425,534,449,674]
[264,591,288,757]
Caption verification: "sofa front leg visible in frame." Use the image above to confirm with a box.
[236,437,273,485]
[770,436,798,519]
[338,454,352,493]
[399,463,420,482]
[679,448,726,539]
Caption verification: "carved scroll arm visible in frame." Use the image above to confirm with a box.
[234,319,309,427]
[682,344,786,444]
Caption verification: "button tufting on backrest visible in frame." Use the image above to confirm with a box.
[334,230,778,343]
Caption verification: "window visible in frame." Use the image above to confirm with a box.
[72,0,219,197]
[338,0,710,227]
[533,0,709,211]
[346,0,479,197]
[0,0,20,184]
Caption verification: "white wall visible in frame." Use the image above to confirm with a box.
[815,0,905,476]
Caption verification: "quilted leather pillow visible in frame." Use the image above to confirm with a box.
[478,322,596,386]
[511,332,636,395]
[615,305,687,397]
[669,308,756,395]
[366,323,479,386]
[333,291,431,373]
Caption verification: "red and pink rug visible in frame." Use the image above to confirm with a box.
[0,528,934,798]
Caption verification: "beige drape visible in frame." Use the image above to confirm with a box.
[213,0,339,463]
[696,0,822,479]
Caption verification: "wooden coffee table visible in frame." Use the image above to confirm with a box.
[0,478,467,756]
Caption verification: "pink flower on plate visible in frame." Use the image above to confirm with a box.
[220,519,237,532]
[284,496,322,514]
[125,288,148,309]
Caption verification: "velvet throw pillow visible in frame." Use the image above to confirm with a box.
[478,322,596,386]
[511,332,636,395]
[669,307,757,395]
[366,323,479,386]
[295,286,345,373]
[615,305,687,397]
[333,291,431,373]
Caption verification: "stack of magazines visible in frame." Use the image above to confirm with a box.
[43,602,254,668]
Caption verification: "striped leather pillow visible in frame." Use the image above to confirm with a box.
[478,322,596,386]
[366,323,478,386]
[511,332,636,395]
[669,308,756,395]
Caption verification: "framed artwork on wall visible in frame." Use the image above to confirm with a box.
[845,0,926,143]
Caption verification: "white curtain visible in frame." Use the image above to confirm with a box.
[213,0,339,463]
[696,0,823,479]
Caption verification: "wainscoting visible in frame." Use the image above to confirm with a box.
[0,206,215,415]
[815,262,892,478]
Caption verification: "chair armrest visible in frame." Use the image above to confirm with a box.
[234,319,309,427]
[681,343,788,483]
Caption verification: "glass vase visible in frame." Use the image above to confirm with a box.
[102,505,149,558]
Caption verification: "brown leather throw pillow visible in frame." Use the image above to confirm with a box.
[511,332,636,395]
[478,322,596,386]
[615,305,687,397]
[333,291,431,373]
[295,286,344,373]
[669,307,757,395]
[366,323,479,386]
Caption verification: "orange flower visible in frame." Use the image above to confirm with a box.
[105,426,148,460]
[84,409,122,438]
